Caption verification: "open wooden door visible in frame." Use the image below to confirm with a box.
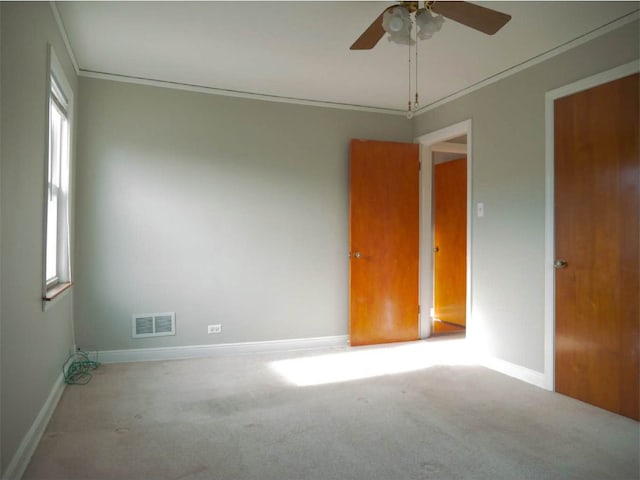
[554,73,639,420]
[433,157,467,329]
[349,139,420,346]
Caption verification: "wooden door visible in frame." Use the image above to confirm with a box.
[433,157,467,327]
[349,139,420,346]
[554,73,639,420]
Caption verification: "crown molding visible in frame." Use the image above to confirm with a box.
[49,1,80,75]
[79,70,407,116]
[414,10,639,117]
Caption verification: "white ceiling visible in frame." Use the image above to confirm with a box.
[55,1,639,113]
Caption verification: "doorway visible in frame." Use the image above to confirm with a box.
[416,120,472,340]
[432,147,467,336]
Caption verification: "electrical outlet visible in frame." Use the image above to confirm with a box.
[208,324,222,334]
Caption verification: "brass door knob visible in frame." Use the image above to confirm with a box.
[554,259,568,269]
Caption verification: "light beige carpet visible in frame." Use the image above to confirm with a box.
[23,339,640,480]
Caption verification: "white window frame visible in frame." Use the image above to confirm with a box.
[42,45,73,309]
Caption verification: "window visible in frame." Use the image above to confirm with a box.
[43,46,73,306]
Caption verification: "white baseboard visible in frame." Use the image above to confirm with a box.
[481,354,547,389]
[92,337,548,392]
[91,335,350,364]
[2,373,67,480]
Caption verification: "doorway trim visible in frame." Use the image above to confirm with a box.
[415,119,472,340]
[543,60,639,391]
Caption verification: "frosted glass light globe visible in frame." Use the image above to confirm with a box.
[388,15,404,32]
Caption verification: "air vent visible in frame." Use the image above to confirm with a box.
[132,312,176,338]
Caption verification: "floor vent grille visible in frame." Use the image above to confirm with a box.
[132,312,176,338]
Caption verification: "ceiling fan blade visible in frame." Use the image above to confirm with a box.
[431,1,511,35]
[350,7,394,50]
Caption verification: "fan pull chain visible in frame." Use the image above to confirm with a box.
[414,25,419,111]
[407,29,413,119]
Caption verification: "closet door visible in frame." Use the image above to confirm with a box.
[554,73,639,420]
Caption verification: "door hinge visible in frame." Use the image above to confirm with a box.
[419,161,422,170]
[418,305,421,314]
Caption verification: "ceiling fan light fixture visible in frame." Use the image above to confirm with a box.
[416,9,444,40]
[350,1,512,114]
[382,7,414,45]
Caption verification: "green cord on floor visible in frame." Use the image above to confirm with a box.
[63,350,100,385]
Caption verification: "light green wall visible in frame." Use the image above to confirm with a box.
[74,20,639,371]
[74,78,411,351]
[413,20,639,371]
[0,2,77,473]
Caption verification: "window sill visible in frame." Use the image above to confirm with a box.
[43,282,73,302]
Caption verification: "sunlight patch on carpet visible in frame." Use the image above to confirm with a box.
[270,338,479,386]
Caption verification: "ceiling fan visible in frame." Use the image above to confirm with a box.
[350,1,512,50]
